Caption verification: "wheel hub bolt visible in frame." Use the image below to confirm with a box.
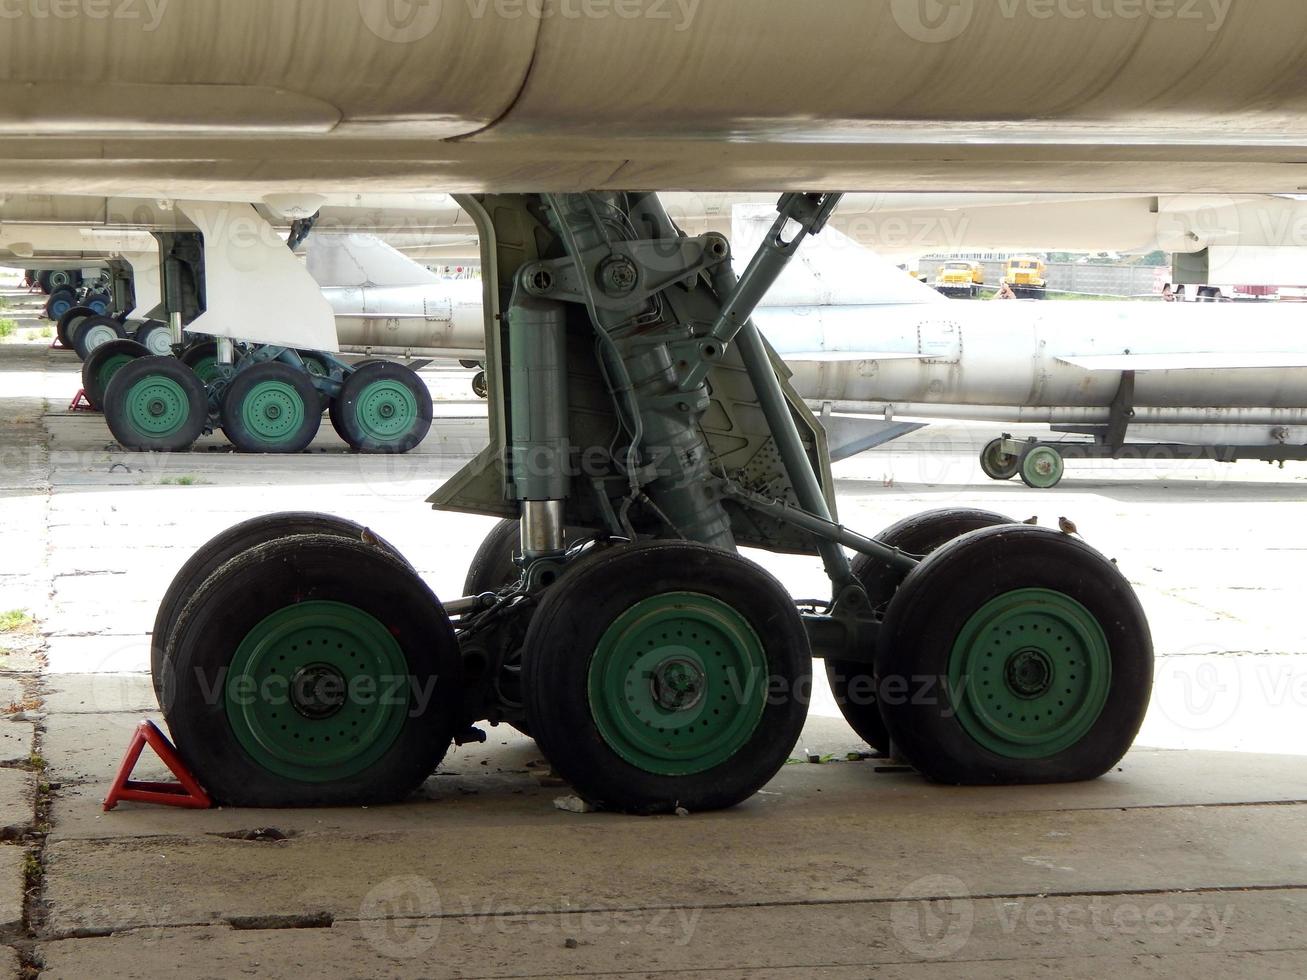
[379,403,396,419]
[1006,649,1054,699]
[651,658,705,712]
[148,399,166,418]
[290,664,348,720]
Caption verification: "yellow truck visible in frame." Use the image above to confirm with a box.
[1003,256,1048,299]
[934,261,985,299]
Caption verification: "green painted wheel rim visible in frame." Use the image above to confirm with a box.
[240,380,307,446]
[1022,448,1064,488]
[225,600,411,782]
[96,353,137,394]
[350,379,419,444]
[125,375,191,437]
[949,588,1112,759]
[189,356,222,386]
[587,592,768,776]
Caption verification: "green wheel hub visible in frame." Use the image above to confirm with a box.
[949,588,1112,759]
[587,593,768,776]
[97,353,136,393]
[1022,447,1064,489]
[225,600,411,782]
[240,380,307,446]
[125,375,191,438]
[189,356,222,386]
[350,380,419,444]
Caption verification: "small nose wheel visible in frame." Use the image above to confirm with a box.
[1019,444,1066,489]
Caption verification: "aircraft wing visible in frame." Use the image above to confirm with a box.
[1057,353,1307,372]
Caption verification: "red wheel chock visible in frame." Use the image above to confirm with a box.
[68,390,93,412]
[103,720,213,812]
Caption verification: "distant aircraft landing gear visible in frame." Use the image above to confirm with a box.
[80,339,150,412]
[154,192,1154,812]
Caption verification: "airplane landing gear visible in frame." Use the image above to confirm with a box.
[81,339,149,412]
[220,362,323,454]
[152,192,1154,812]
[160,534,462,807]
[876,525,1152,784]
[102,355,209,452]
[523,542,811,814]
[825,508,1015,756]
[330,361,433,454]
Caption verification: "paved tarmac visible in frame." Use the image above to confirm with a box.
[1,288,1304,977]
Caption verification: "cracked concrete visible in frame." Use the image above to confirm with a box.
[2,287,1306,977]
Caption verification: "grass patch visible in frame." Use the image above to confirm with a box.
[0,611,34,633]
[160,475,203,486]
[0,318,17,339]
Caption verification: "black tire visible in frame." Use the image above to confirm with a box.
[472,371,489,400]
[523,542,812,814]
[459,360,482,371]
[48,270,77,291]
[103,355,208,452]
[980,438,1020,481]
[463,519,524,597]
[332,362,433,454]
[152,514,410,707]
[57,306,98,349]
[133,321,174,357]
[45,289,77,323]
[81,339,149,412]
[826,508,1014,754]
[36,271,53,295]
[86,293,113,316]
[164,534,462,807]
[72,315,127,360]
[877,525,1153,785]
[219,362,322,454]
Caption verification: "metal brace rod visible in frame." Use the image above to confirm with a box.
[718,481,920,574]
[706,193,843,346]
